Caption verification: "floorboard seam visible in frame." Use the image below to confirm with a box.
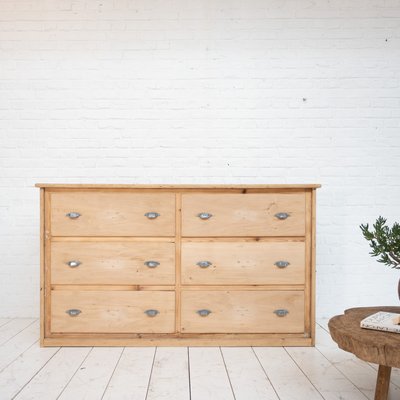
[251,347,281,400]
[144,347,157,400]
[55,347,93,400]
[100,347,125,400]
[283,347,327,400]
[11,346,61,400]
[219,347,237,400]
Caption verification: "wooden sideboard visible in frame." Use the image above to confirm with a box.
[36,184,320,346]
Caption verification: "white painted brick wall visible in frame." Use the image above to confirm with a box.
[1,0,400,318]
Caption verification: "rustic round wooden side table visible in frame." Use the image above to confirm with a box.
[329,306,400,400]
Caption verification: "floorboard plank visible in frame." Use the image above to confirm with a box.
[0,319,13,328]
[13,347,91,400]
[0,320,40,372]
[102,347,155,400]
[316,325,400,399]
[254,346,324,400]
[189,347,234,400]
[369,363,400,390]
[0,341,59,399]
[221,347,279,400]
[286,346,369,400]
[146,347,190,400]
[57,347,123,400]
[0,319,36,346]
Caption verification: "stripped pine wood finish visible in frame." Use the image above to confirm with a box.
[51,241,176,285]
[50,192,176,237]
[181,241,305,285]
[38,184,320,347]
[181,193,306,237]
[0,320,399,400]
[51,290,176,333]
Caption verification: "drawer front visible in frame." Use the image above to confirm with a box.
[181,241,305,285]
[50,192,175,236]
[51,241,175,285]
[181,290,304,333]
[181,193,305,237]
[51,291,175,333]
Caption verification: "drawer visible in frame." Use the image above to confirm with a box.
[50,192,175,236]
[181,241,305,285]
[181,193,305,237]
[51,290,175,333]
[181,290,304,333]
[51,241,175,285]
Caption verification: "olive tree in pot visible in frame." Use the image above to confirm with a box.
[360,216,400,300]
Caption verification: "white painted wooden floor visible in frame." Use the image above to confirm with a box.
[0,318,399,400]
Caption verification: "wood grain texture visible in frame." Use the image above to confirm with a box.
[315,324,400,399]
[328,306,400,368]
[311,188,317,344]
[181,290,305,333]
[44,190,52,339]
[50,192,175,236]
[181,193,306,237]
[39,184,319,346]
[50,241,175,285]
[375,365,391,400]
[181,241,305,285]
[304,190,312,340]
[51,290,175,333]
[36,183,322,189]
[42,336,312,347]
[175,193,182,333]
[40,188,45,346]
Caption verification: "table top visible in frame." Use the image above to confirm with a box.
[329,306,400,368]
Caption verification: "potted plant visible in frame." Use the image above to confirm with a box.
[360,216,400,300]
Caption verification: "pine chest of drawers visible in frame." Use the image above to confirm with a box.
[36,184,320,346]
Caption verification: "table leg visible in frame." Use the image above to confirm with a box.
[374,365,391,400]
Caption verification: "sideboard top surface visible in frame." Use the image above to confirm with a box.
[35,183,321,189]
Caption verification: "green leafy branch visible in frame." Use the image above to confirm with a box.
[360,216,400,270]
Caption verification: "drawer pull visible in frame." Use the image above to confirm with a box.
[274,260,290,268]
[67,260,81,268]
[197,260,212,268]
[144,260,160,268]
[197,309,212,317]
[274,309,289,317]
[144,212,160,219]
[66,212,81,219]
[198,212,213,220]
[275,212,289,220]
[144,309,159,317]
[66,309,82,317]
